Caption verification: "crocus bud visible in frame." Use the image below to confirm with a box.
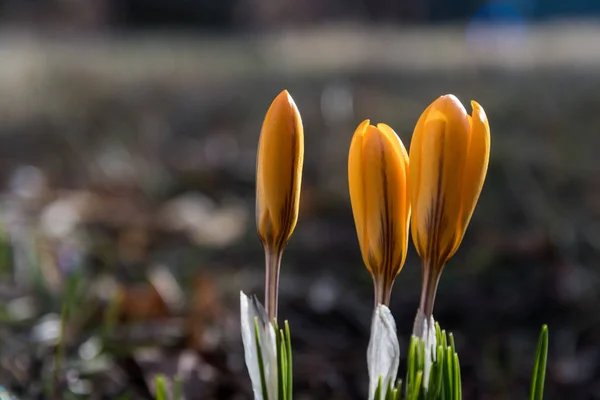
[348,120,411,306]
[409,94,490,319]
[256,90,304,319]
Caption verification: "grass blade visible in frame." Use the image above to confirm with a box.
[529,325,549,400]
[154,375,167,400]
[285,321,293,400]
[374,377,382,400]
[173,375,183,400]
[254,318,270,400]
[453,353,461,400]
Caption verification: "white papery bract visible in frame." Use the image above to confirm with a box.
[240,291,278,400]
[413,308,437,390]
[367,304,400,400]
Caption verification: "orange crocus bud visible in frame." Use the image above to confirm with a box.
[255,90,304,319]
[409,94,490,319]
[348,120,411,306]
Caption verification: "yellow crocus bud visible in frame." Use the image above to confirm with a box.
[256,90,304,319]
[409,94,490,319]
[348,120,411,306]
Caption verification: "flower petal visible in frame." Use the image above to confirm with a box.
[362,125,410,279]
[459,101,491,237]
[376,123,411,267]
[410,95,470,269]
[256,90,304,249]
[348,120,371,269]
[349,122,411,304]
[409,101,433,257]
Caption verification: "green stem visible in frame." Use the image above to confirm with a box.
[264,247,283,321]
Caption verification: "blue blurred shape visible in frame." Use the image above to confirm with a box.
[535,0,600,18]
[466,1,528,48]
[471,1,526,25]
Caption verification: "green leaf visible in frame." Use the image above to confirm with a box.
[453,353,461,400]
[384,380,395,400]
[254,318,270,400]
[284,321,293,400]
[395,379,402,395]
[406,336,418,391]
[374,376,383,400]
[448,334,456,355]
[275,321,285,400]
[440,330,448,350]
[426,345,443,400]
[529,325,549,400]
[389,380,402,400]
[378,322,468,400]
[443,346,454,399]
[154,375,167,400]
[410,371,423,400]
[173,375,183,400]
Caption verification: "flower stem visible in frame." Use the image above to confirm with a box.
[419,264,441,321]
[373,276,392,307]
[264,247,282,321]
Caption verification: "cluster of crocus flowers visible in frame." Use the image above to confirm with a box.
[348,95,490,396]
[255,89,304,320]
[242,90,491,400]
[348,94,490,320]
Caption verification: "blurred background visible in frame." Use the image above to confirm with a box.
[0,0,599,399]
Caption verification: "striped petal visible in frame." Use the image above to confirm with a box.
[410,95,470,270]
[348,122,410,305]
[256,90,304,251]
[459,101,491,237]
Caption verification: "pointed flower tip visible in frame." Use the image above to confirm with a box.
[265,90,301,130]
[274,89,294,105]
[271,90,301,119]
[375,122,390,131]
[356,119,371,135]
[274,88,288,98]
[470,100,487,121]
[434,93,467,114]
[440,93,460,103]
